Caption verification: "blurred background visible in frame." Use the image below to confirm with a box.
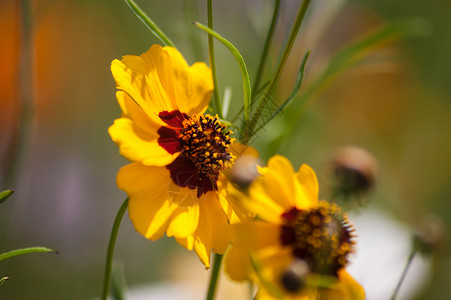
[1,0,450,299]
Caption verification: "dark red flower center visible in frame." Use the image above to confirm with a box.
[157,110,235,198]
[280,201,355,276]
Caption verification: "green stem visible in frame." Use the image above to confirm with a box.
[184,0,203,62]
[100,198,129,300]
[252,0,281,93]
[251,51,309,137]
[390,249,416,300]
[247,0,311,140]
[123,0,174,47]
[195,22,251,126]
[207,0,222,118]
[206,253,223,300]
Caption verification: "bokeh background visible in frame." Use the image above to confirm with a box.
[1,0,450,299]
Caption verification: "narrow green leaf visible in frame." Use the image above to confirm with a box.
[0,247,58,262]
[123,0,174,47]
[207,0,222,118]
[195,22,251,126]
[0,190,14,204]
[111,264,127,300]
[247,0,312,141]
[101,198,129,300]
[252,0,281,93]
[252,51,310,136]
[0,277,9,286]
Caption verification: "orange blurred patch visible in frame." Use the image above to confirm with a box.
[0,0,21,180]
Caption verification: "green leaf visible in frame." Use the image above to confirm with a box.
[101,198,129,300]
[252,51,310,136]
[207,0,222,118]
[0,277,9,286]
[0,247,58,262]
[111,264,127,300]
[195,22,251,126]
[0,190,14,204]
[247,0,311,141]
[123,0,174,47]
[252,0,281,93]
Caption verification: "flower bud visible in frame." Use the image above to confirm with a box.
[227,155,260,189]
[329,146,378,200]
[412,214,446,256]
[280,259,310,293]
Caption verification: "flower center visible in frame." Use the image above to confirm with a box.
[180,114,235,180]
[281,201,355,276]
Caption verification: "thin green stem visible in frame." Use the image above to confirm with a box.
[195,22,251,125]
[184,0,203,61]
[124,0,174,47]
[390,249,416,300]
[251,51,309,137]
[247,0,311,141]
[206,253,223,300]
[207,0,222,118]
[252,0,281,93]
[101,198,129,300]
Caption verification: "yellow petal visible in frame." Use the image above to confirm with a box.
[217,191,242,224]
[231,221,280,250]
[166,203,200,239]
[260,155,298,209]
[246,181,285,224]
[108,92,180,166]
[255,246,293,283]
[175,235,194,251]
[193,192,231,268]
[140,46,212,116]
[111,52,174,126]
[115,90,160,130]
[224,245,252,282]
[294,164,319,209]
[112,44,212,119]
[118,163,178,240]
[217,177,253,224]
[317,269,365,300]
[229,142,259,158]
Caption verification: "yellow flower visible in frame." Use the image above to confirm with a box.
[224,155,364,299]
[109,45,252,268]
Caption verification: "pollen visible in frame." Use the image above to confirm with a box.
[283,201,356,276]
[180,114,235,180]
